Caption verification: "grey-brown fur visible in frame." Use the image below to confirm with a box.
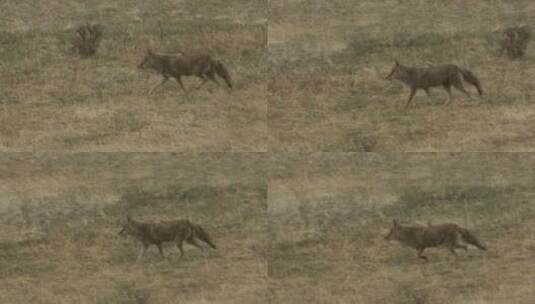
[119,215,216,261]
[384,219,486,260]
[138,49,232,96]
[386,61,483,109]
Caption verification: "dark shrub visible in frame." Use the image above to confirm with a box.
[501,25,531,59]
[72,24,103,58]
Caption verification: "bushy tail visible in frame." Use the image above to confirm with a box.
[460,228,487,251]
[459,68,483,95]
[193,225,217,249]
[213,61,232,89]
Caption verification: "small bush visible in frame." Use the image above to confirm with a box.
[72,24,103,58]
[501,25,531,59]
[348,132,378,152]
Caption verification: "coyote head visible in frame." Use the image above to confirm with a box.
[138,49,159,70]
[385,61,405,81]
[118,215,139,237]
[384,219,402,241]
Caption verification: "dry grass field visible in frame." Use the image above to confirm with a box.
[0,154,267,303]
[2,1,535,304]
[0,0,267,151]
[269,153,535,303]
[269,0,535,151]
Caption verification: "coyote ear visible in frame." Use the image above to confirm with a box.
[393,218,399,226]
[127,215,132,222]
[395,60,400,66]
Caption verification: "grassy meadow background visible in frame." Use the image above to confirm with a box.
[269,153,535,304]
[0,0,267,151]
[269,0,535,151]
[0,154,267,303]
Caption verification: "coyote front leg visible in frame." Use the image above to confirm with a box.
[194,76,209,90]
[174,76,189,95]
[137,245,148,261]
[148,76,169,95]
[443,84,453,104]
[157,244,165,258]
[186,236,205,252]
[417,248,428,260]
[405,87,417,110]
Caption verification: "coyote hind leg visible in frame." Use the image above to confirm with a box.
[456,244,468,251]
[207,70,222,87]
[454,234,468,251]
[194,72,222,91]
[174,76,189,95]
[449,246,458,257]
[453,78,471,99]
[175,240,185,258]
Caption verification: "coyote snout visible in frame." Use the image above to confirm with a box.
[120,215,216,261]
[385,219,486,261]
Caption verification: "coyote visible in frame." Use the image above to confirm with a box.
[138,49,232,95]
[384,219,486,260]
[119,216,216,261]
[386,61,483,109]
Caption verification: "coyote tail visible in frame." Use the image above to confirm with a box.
[193,225,217,249]
[460,228,487,250]
[459,68,483,95]
[213,61,233,89]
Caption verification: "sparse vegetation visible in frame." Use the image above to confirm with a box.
[2,1,535,304]
[0,0,267,151]
[0,154,268,303]
[269,154,535,304]
[501,25,531,59]
[72,24,104,58]
[269,0,535,151]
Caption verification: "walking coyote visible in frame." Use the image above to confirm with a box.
[384,219,486,260]
[386,61,483,109]
[138,49,232,95]
[119,216,216,261]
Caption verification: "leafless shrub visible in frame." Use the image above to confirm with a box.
[501,25,531,59]
[72,24,103,58]
[359,135,378,152]
[347,131,378,152]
